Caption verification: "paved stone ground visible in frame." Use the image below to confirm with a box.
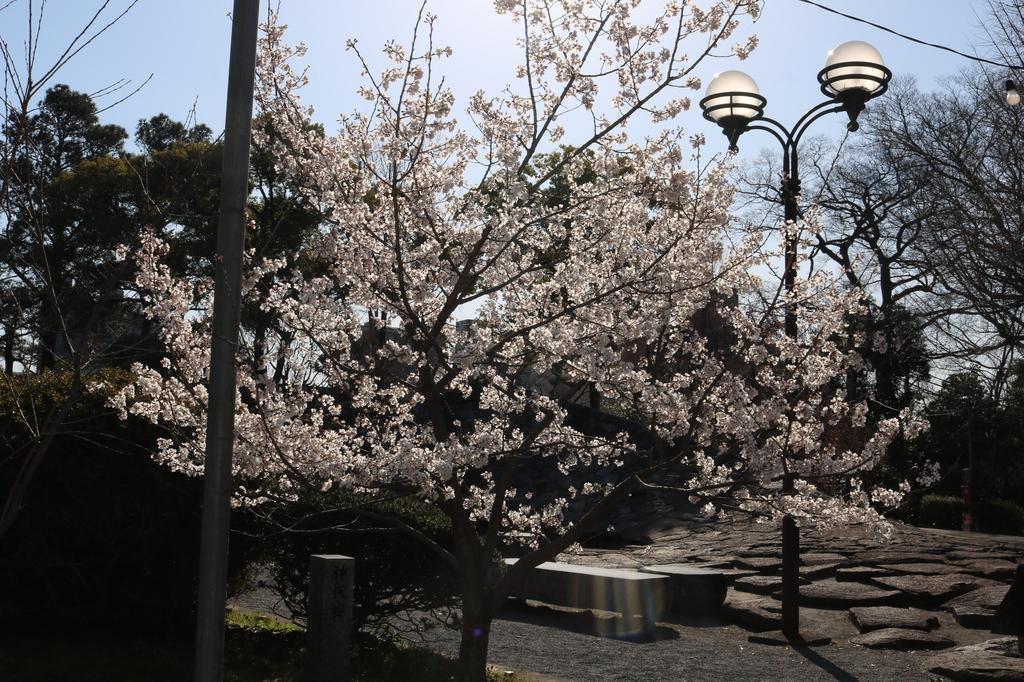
[533,515,1024,680]
[234,512,1024,680]
[440,516,1024,680]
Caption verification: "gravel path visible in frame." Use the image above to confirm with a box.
[417,605,936,682]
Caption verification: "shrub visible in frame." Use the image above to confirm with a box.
[0,368,134,412]
[975,498,1024,535]
[916,493,1024,535]
[918,494,963,530]
[0,414,256,635]
[243,492,459,637]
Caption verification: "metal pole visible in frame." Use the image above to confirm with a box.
[780,167,801,640]
[194,2,260,680]
[966,418,975,531]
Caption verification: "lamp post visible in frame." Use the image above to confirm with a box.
[699,40,891,641]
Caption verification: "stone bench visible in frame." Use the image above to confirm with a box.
[639,564,732,614]
[504,559,669,637]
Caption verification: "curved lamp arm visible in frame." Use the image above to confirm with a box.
[744,123,791,176]
[792,103,847,148]
[790,99,842,143]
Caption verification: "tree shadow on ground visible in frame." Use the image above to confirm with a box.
[790,643,859,682]
[496,600,679,642]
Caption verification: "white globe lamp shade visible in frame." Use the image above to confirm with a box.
[701,70,764,121]
[820,41,888,97]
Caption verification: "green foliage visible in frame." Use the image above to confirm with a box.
[0,368,133,413]
[2,88,324,374]
[907,370,1024,513]
[975,499,1024,535]
[917,494,963,530]
[8,83,128,176]
[135,113,213,153]
[916,494,1024,535]
[0,414,258,635]
[226,609,304,634]
[243,491,458,638]
[2,84,133,370]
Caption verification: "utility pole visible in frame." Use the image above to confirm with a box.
[194,2,260,680]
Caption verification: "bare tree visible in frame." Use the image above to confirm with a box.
[0,0,142,538]
[869,56,1024,394]
[734,123,949,413]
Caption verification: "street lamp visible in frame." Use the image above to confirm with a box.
[699,40,891,642]
[1007,79,1021,106]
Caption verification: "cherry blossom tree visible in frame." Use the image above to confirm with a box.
[111,2,924,679]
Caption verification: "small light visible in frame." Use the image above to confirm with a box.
[1007,80,1021,106]
[698,70,766,152]
[701,70,764,122]
[820,41,887,97]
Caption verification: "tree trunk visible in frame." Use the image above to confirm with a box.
[456,598,491,682]
[876,259,896,414]
[451,516,494,682]
[3,321,14,374]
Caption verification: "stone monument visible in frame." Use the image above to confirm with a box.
[305,554,355,682]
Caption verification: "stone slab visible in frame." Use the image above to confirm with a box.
[733,575,811,595]
[687,563,758,579]
[799,579,903,608]
[640,564,726,577]
[504,558,669,636]
[722,594,781,631]
[872,573,1001,605]
[801,552,849,566]
[953,605,998,629]
[945,585,1011,612]
[955,559,1020,581]
[849,606,939,633]
[737,549,782,559]
[692,552,741,561]
[733,575,783,595]
[948,549,1020,562]
[850,627,954,650]
[800,563,839,581]
[835,566,896,582]
[877,562,963,575]
[855,550,946,566]
[639,564,729,615]
[928,637,1024,680]
[734,557,783,573]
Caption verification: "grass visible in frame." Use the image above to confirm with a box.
[0,611,534,682]
[225,609,304,634]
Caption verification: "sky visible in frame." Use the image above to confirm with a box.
[1,0,1004,156]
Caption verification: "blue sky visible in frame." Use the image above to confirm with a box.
[2,1,1000,152]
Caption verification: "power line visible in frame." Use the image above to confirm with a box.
[794,0,1024,72]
